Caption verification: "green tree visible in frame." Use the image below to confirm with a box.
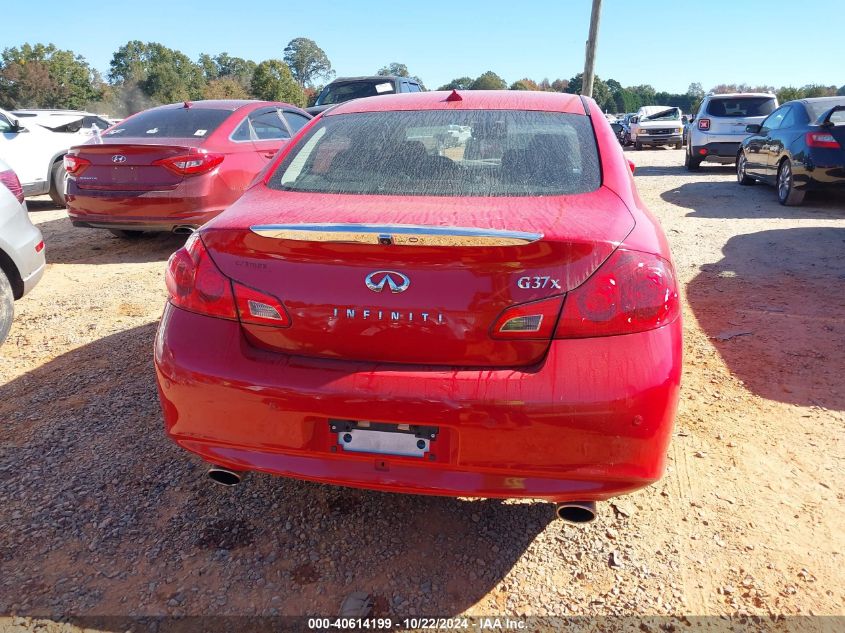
[470,71,507,90]
[203,77,250,100]
[776,86,802,103]
[510,78,540,91]
[198,52,256,93]
[550,78,569,92]
[438,76,473,91]
[838,85,845,97]
[251,59,305,106]
[566,73,612,110]
[283,38,333,87]
[378,62,409,77]
[109,41,205,104]
[0,43,101,109]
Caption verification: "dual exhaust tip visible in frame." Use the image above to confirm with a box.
[207,467,598,523]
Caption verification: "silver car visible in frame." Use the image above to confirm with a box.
[0,158,46,344]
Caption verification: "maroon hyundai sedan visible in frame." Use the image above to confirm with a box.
[64,100,312,238]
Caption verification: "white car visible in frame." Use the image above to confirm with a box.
[630,106,684,150]
[0,158,46,345]
[685,93,778,170]
[11,109,112,139]
[0,108,77,205]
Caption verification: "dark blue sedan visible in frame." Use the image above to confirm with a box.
[736,96,845,205]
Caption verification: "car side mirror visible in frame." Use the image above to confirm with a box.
[745,124,761,134]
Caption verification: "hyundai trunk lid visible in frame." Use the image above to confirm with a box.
[200,186,634,367]
[70,139,204,191]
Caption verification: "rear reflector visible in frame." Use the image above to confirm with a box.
[64,155,91,175]
[555,249,680,338]
[491,296,564,339]
[35,241,45,253]
[155,152,224,176]
[697,118,710,131]
[806,132,841,149]
[698,148,708,155]
[234,283,291,327]
[0,169,24,204]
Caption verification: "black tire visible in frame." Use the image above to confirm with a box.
[736,151,755,186]
[0,268,14,346]
[777,159,805,206]
[634,141,643,151]
[684,146,701,171]
[674,142,683,150]
[108,229,144,239]
[49,160,67,208]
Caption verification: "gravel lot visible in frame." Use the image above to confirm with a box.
[1,148,843,627]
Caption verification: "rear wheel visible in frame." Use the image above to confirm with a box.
[777,159,805,206]
[0,269,14,346]
[108,229,144,239]
[736,151,755,185]
[684,146,701,171]
[674,142,683,150]
[635,141,643,150]
[49,160,67,207]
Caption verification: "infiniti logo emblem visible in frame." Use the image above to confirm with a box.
[112,155,127,163]
[365,270,410,294]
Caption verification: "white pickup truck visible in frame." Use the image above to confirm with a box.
[0,107,76,205]
[629,105,685,150]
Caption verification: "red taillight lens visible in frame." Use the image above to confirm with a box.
[234,283,291,327]
[555,249,680,339]
[806,132,841,149]
[491,296,564,339]
[35,240,45,253]
[155,152,224,176]
[165,234,237,319]
[64,155,91,176]
[0,169,24,204]
[697,118,710,131]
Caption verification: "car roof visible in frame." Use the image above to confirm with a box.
[148,99,301,112]
[796,96,845,106]
[329,75,408,83]
[707,93,775,99]
[326,90,587,115]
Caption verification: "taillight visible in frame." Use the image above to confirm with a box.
[233,283,291,327]
[491,296,564,339]
[165,234,237,319]
[0,169,24,204]
[64,155,91,176]
[155,152,224,176]
[165,234,291,327]
[806,132,841,149]
[697,118,710,131]
[555,249,680,338]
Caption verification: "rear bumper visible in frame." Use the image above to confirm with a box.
[691,141,741,161]
[154,305,683,501]
[796,162,845,190]
[0,202,46,299]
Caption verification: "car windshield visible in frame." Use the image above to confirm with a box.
[269,110,600,197]
[706,97,776,118]
[644,108,681,121]
[316,81,396,105]
[103,108,230,138]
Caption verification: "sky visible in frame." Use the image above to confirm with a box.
[1,0,841,94]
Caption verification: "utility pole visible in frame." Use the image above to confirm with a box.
[582,0,603,98]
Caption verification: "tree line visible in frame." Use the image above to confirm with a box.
[1,40,842,117]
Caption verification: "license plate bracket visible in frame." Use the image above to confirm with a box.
[329,419,439,458]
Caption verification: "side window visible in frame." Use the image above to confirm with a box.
[250,109,290,140]
[762,107,788,132]
[400,81,410,93]
[230,115,254,141]
[408,83,422,93]
[283,111,311,133]
[779,106,798,129]
[0,114,12,133]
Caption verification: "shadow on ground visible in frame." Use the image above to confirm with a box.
[686,227,845,411]
[0,324,556,621]
[32,215,186,265]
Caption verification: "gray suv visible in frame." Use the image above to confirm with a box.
[306,76,423,116]
[686,93,778,170]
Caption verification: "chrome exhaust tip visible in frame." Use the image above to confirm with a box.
[207,466,242,487]
[555,501,597,524]
[172,225,196,235]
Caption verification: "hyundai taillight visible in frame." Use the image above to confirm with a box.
[155,152,224,176]
[64,155,91,175]
[0,169,24,204]
[555,249,680,338]
[806,132,841,149]
[697,118,710,131]
[166,234,290,326]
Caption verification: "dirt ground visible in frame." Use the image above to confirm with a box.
[1,148,843,629]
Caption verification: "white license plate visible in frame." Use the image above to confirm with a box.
[338,428,429,457]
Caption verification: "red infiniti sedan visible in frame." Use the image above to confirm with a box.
[154,90,682,522]
[64,100,312,238]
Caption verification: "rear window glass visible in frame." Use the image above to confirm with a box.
[103,108,230,138]
[706,97,776,118]
[316,81,396,106]
[805,99,845,125]
[268,110,600,197]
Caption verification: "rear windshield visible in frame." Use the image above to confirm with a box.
[103,108,230,138]
[805,99,845,125]
[316,81,396,106]
[268,110,600,197]
[706,97,776,118]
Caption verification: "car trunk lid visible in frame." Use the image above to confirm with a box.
[201,186,634,367]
